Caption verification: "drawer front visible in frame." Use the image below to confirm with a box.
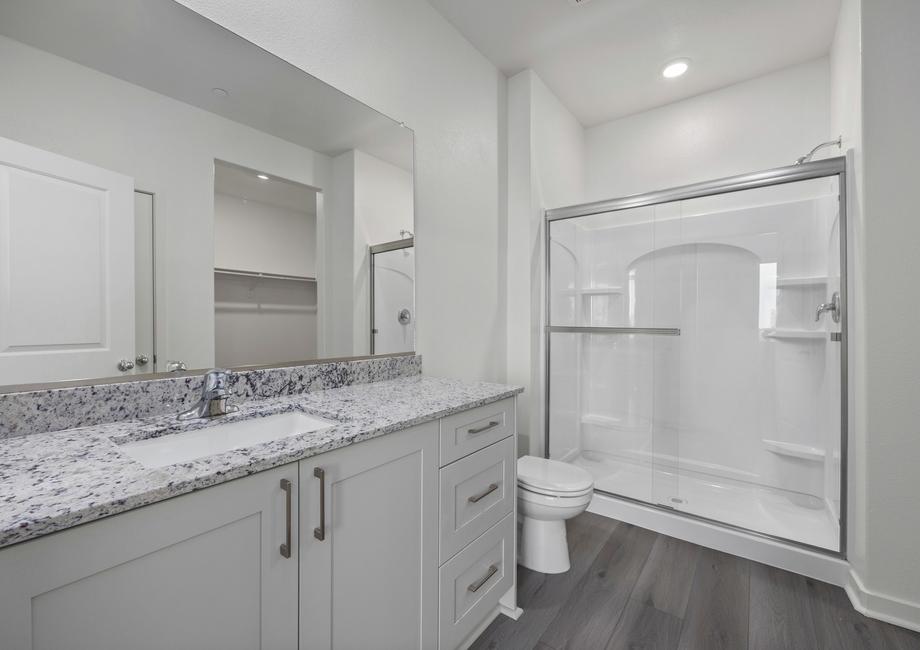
[440,437,514,563]
[439,398,514,466]
[439,513,514,650]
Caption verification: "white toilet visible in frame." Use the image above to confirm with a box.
[516,456,594,574]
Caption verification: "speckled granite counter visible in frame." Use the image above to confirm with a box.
[0,375,522,549]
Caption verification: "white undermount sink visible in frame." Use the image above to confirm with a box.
[118,411,335,468]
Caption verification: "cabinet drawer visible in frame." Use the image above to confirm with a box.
[440,437,514,563]
[440,398,514,466]
[439,513,514,650]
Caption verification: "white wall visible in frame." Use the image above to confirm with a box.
[585,58,831,200]
[506,70,585,455]
[0,35,330,372]
[213,193,317,278]
[852,0,920,630]
[178,0,505,382]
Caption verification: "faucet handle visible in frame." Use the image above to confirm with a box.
[201,368,233,398]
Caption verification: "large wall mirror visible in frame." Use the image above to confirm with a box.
[0,0,415,388]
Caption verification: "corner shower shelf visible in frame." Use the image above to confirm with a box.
[761,328,826,340]
[763,439,825,462]
[776,275,828,287]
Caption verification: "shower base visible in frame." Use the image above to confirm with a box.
[568,450,839,551]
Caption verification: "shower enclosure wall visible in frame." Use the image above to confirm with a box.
[545,158,846,554]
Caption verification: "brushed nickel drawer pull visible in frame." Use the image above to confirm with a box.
[468,483,499,504]
[468,420,500,435]
[280,478,292,558]
[468,564,498,593]
[314,467,326,541]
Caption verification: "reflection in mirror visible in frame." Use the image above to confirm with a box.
[0,0,414,388]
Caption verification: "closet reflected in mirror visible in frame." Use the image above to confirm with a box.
[0,0,415,387]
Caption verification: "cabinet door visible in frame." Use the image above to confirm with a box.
[0,464,298,650]
[300,422,439,649]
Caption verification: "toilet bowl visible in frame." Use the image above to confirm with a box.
[517,456,594,574]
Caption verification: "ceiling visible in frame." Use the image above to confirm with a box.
[0,0,414,170]
[428,0,841,126]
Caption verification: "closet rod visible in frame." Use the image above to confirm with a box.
[214,267,316,282]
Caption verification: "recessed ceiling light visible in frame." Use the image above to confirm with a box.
[256,174,269,181]
[211,87,229,98]
[662,59,690,79]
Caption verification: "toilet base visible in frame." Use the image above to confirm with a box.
[518,517,571,574]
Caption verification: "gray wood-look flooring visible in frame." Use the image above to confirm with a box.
[471,512,920,650]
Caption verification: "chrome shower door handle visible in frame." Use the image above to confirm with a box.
[279,478,292,559]
[815,291,841,323]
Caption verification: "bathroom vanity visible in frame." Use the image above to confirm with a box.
[0,373,521,650]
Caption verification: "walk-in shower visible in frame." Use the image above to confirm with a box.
[544,158,847,554]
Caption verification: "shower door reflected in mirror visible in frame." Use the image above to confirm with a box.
[547,166,845,554]
[370,239,415,355]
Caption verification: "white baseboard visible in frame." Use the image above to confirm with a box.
[499,604,524,620]
[846,570,920,633]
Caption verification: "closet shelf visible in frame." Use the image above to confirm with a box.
[559,287,624,296]
[214,267,316,282]
[776,275,828,287]
[761,328,826,340]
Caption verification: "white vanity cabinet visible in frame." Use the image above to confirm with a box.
[438,398,518,649]
[0,396,518,650]
[298,421,440,649]
[0,464,299,650]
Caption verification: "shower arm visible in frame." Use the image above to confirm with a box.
[794,136,842,165]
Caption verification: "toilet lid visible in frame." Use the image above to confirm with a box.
[517,456,594,494]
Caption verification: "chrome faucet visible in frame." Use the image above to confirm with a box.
[815,292,841,324]
[177,369,239,420]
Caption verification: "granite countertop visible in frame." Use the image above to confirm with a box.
[0,375,522,549]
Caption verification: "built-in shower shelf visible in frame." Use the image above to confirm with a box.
[761,328,826,340]
[763,439,825,462]
[776,275,828,287]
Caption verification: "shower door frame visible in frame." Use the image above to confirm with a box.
[543,156,848,557]
[369,237,414,355]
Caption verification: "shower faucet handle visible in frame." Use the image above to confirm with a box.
[815,292,841,323]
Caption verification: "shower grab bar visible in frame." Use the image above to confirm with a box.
[547,326,680,336]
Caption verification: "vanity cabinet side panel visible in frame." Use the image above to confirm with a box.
[0,464,299,650]
[299,421,439,649]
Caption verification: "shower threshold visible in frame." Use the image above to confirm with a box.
[568,450,840,552]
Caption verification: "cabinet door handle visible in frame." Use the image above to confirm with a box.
[313,467,326,541]
[468,482,499,504]
[468,564,498,593]
[468,420,500,435]
[280,478,292,559]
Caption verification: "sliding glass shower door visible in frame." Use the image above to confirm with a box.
[546,161,846,553]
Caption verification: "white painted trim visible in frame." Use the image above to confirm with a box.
[587,492,849,586]
[845,570,920,633]
[499,604,524,621]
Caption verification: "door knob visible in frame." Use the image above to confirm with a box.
[397,308,412,325]
[135,354,149,366]
[117,359,135,372]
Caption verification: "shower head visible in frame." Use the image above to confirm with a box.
[794,136,843,165]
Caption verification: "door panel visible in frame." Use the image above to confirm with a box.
[300,422,438,649]
[0,135,134,384]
